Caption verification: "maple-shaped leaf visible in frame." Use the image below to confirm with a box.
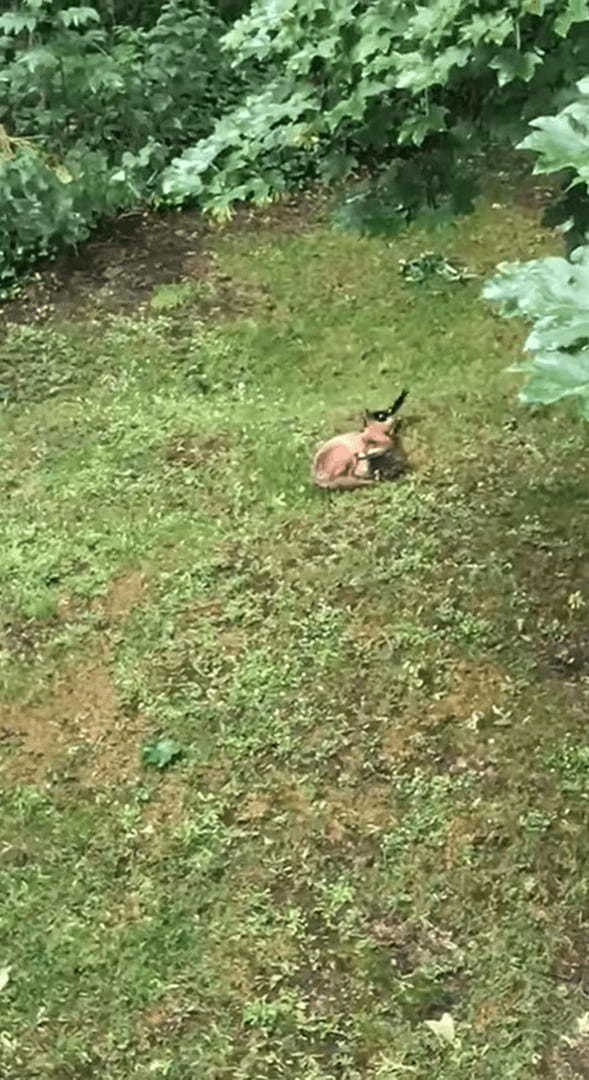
[485,246,589,418]
[555,0,589,37]
[514,348,589,406]
[518,97,589,185]
[425,1012,456,1044]
[489,48,543,87]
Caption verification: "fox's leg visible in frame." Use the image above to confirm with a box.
[352,453,372,479]
[312,446,377,490]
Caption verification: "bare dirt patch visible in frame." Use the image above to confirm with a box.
[368,915,464,985]
[138,995,200,1045]
[380,661,510,767]
[321,782,394,843]
[0,191,328,334]
[100,569,148,621]
[428,659,510,723]
[541,631,589,679]
[142,776,187,832]
[0,648,145,785]
[381,715,422,763]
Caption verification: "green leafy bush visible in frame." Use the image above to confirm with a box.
[521,74,589,255]
[163,0,589,215]
[3,0,589,291]
[484,247,589,418]
[330,138,479,237]
[0,140,166,296]
[484,76,589,419]
[0,0,241,290]
[0,0,235,157]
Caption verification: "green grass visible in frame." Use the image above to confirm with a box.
[1,188,589,1079]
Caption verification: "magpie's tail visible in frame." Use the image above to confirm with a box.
[388,389,408,417]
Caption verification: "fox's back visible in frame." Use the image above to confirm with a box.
[312,431,364,477]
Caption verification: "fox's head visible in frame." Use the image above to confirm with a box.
[360,416,395,450]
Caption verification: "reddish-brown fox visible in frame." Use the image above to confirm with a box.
[311,390,408,491]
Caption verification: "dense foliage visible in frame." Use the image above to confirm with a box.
[484,77,589,419]
[163,0,589,215]
[2,0,589,303]
[0,0,242,293]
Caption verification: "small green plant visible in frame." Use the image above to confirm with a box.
[544,736,589,798]
[399,251,476,285]
[150,281,197,311]
[141,735,183,769]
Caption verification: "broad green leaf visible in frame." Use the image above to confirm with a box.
[555,0,589,37]
[485,245,589,418]
[0,12,37,34]
[460,12,513,46]
[15,46,57,73]
[516,349,589,406]
[409,0,462,46]
[397,44,470,92]
[489,48,544,87]
[399,105,449,146]
[141,737,183,770]
[425,1013,456,1044]
[518,98,589,184]
[59,7,101,28]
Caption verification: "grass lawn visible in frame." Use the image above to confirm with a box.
[1,178,589,1079]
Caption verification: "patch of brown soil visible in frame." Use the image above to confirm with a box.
[320,782,394,843]
[233,779,317,839]
[444,814,476,870]
[541,632,589,679]
[142,776,187,832]
[553,929,589,994]
[56,592,88,621]
[1,614,60,662]
[0,650,145,785]
[280,783,316,820]
[226,188,329,235]
[237,792,272,822]
[346,613,388,646]
[368,915,463,977]
[0,191,327,334]
[473,995,517,1033]
[541,1036,589,1080]
[429,660,510,723]
[380,662,510,765]
[137,994,201,1047]
[381,713,424,763]
[101,570,148,620]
